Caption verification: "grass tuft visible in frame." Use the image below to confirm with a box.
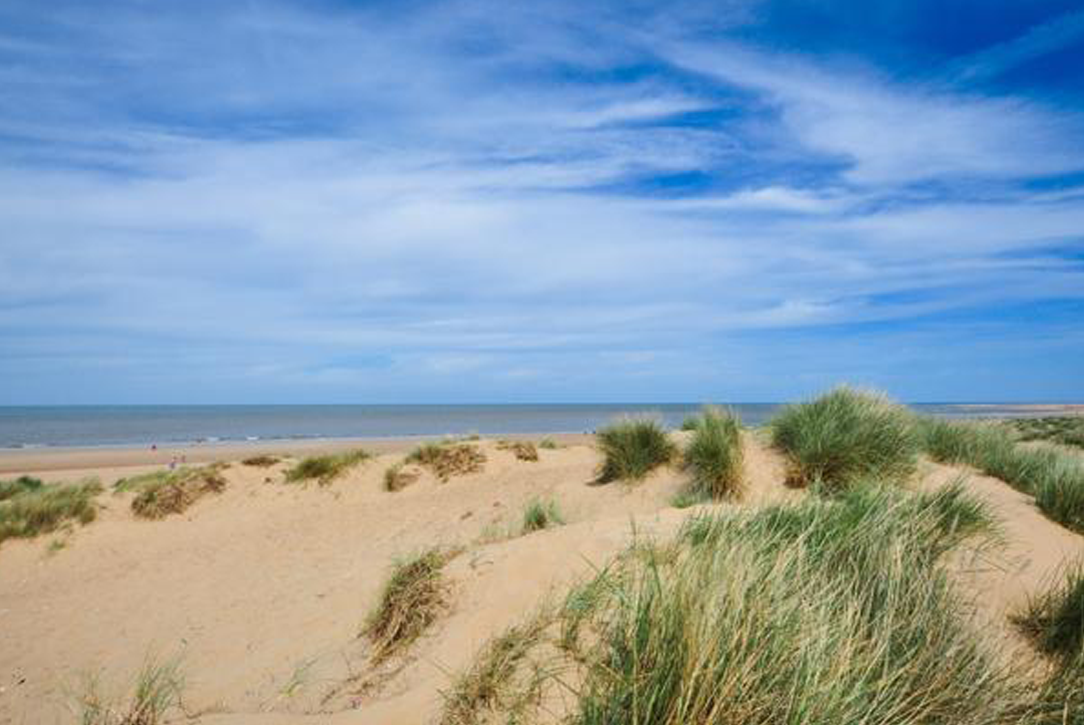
[284,449,370,486]
[440,615,549,725]
[123,466,226,519]
[595,418,676,483]
[682,406,744,499]
[1015,561,1084,658]
[241,455,279,467]
[75,655,184,725]
[383,463,420,492]
[538,438,559,450]
[365,548,451,661]
[497,440,540,462]
[405,443,485,480]
[1008,416,1084,450]
[0,475,44,502]
[771,386,918,490]
[521,498,565,534]
[0,478,101,545]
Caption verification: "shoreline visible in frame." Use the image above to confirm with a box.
[0,432,595,475]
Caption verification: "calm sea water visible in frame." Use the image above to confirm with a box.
[0,404,1044,449]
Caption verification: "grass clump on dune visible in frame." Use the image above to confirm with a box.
[682,406,744,500]
[771,386,918,490]
[365,548,453,662]
[406,443,485,481]
[76,655,184,725]
[440,615,550,725]
[119,466,226,520]
[561,483,1019,725]
[595,418,676,483]
[497,440,539,462]
[0,478,101,545]
[918,417,1084,532]
[284,449,370,486]
[241,455,279,467]
[383,463,420,492]
[1009,416,1084,450]
[1016,561,1084,658]
[539,438,559,450]
[521,497,565,534]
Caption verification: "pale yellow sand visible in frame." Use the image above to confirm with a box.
[0,435,1080,724]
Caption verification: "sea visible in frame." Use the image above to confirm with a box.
[0,403,1050,450]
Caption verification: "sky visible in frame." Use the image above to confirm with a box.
[1,0,1083,404]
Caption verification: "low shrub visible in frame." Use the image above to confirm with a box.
[595,418,676,483]
[770,386,918,490]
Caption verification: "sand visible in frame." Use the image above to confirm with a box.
[0,434,1081,724]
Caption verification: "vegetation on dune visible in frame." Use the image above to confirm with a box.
[770,386,919,490]
[1008,416,1084,450]
[538,438,559,450]
[383,463,420,492]
[497,440,539,462]
[440,615,550,725]
[1016,561,1084,658]
[76,655,184,725]
[284,449,370,486]
[521,497,565,534]
[0,475,44,502]
[241,455,279,467]
[118,465,227,519]
[0,478,101,545]
[682,406,744,500]
[595,418,676,483]
[917,417,1084,532]
[560,483,1020,725]
[405,443,485,481]
[365,548,453,662]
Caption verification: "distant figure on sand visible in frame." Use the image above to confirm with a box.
[169,456,177,470]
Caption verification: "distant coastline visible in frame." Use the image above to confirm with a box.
[0,402,1080,451]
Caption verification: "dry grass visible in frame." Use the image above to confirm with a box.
[284,449,370,486]
[405,443,486,481]
[365,548,453,662]
[122,466,226,520]
[0,478,101,545]
[241,455,280,467]
[440,614,550,725]
[498,440,540,462]
[383,463,420,492]
[75,655,184,725]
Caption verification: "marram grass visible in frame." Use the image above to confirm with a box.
[285,449,370,486]
[682,406,743,499]
[917,417,1084,533]
[0,478,101,545]
[771,386,918,490]
[595,417,676,483]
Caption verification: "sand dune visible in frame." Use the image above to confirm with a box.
[1,435,1081,724]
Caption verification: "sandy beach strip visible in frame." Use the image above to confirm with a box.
[0,432,594,476]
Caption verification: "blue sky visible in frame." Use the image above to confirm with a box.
[1,0,1082,404]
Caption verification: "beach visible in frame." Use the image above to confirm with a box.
[2,405,1084,723]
